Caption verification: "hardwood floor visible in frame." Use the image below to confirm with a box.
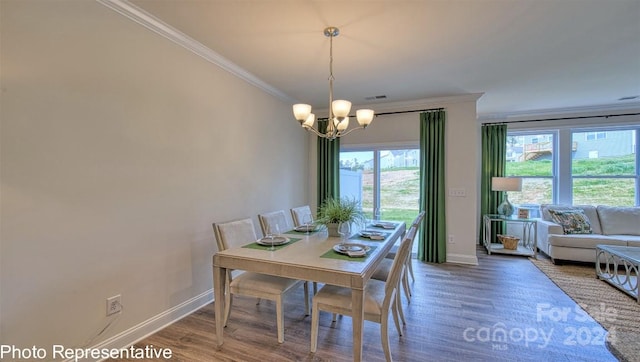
[110,248,618,361]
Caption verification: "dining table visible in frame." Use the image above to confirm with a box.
[212,220,406,361]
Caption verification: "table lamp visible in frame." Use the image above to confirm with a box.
[491,177,522,216]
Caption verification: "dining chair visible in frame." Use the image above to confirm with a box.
[213,217,309,343]
[310,226,416,362]
[290,205,313,227]
[371,223,419,326]
[258,210,291,235]
[385,211,425,288]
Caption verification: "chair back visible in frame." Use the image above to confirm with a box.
[412,211,426,228]
[384,225,416,296]
[258,210,290,236]
[290,205,313,227]
[213,218,258,251]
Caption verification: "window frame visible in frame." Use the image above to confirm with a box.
[506,123,640,207]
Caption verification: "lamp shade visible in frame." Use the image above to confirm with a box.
[293,104,312,121]
[332,100,351,118]
[356,109,374,126]
[491,177,522,192]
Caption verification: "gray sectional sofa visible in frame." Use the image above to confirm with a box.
[536,204,640,264]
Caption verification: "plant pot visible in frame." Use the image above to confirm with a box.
[325,223,340,237]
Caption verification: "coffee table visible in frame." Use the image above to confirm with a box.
[596,245,640,303]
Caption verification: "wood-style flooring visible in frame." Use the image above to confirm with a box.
[110,248,618,361]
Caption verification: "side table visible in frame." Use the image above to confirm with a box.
[483,214,537,257]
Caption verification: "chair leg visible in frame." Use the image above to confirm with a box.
[313,281,318,294]
[407,256,415,283]
[332,313,337,322]
[223,293,232,327]
[276,295,285,343]
[381,311,393,362]
[401,269,411,303]
[310,301,320,352]
[256,298,261,305]
[304,281,310,316]
[395,289,406,326]
[391,293,403,335]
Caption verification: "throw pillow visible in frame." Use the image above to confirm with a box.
[548,209,593,235]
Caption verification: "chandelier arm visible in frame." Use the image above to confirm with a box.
[333,126,366,138]
[303,125,333,139]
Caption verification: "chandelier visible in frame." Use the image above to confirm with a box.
[292,27,375,140]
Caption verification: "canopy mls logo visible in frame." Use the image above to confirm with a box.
[463,302,617,351]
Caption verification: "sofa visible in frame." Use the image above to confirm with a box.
[536,204,640,264]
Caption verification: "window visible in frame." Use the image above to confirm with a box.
[506,125,640,207]
[339,147,419,227]
[572,129,636,206]
[505,133,555,206]
[585,131,606,141]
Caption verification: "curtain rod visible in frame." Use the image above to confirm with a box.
[481,112,640,125]
[317,107,444,121]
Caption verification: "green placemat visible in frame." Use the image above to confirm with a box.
[349,232,391,242]
[320,245,378,262]
[242,237,302,251]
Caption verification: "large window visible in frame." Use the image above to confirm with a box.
[339,147,419,227]
[505,125,640,207]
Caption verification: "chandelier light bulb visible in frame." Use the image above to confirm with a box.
[303,113,315,128]
[356,109,375,127]
[293,104,312,122]
[336,116,349,131]
[332,100,352,119]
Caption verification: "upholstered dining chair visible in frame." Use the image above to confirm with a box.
[258,210,291,236]
[290,205,313,227]
[262,208,318,295]
[371,223,419,326]
[383,211,426,295]
[310,226,416,362]
[213,217,309,343]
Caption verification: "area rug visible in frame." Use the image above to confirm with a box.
[531,258,640,362]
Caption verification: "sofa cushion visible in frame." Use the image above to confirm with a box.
[597,205,640,236]
[540,204,602,234]
[548,209,593,234]
[548,234,627,249]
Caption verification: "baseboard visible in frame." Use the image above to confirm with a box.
[446,253,479,265]
[86,289,213,362]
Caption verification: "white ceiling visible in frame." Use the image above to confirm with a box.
[127,0,640,119]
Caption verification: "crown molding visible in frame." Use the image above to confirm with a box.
[478,102,640,123]
[97,0,295,104]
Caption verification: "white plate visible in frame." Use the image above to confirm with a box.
[333,243,371,257]
[372,222,395,229]
[294,225,317,232]
[256,236,290,246]
[359,230,384,238]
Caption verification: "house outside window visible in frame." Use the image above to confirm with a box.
[505,133,555,207]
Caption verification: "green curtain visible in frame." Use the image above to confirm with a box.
[418,110,446,263]
[317,120,340,208]
[480,124,507,243]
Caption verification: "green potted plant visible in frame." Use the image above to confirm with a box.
[317,197,367,237]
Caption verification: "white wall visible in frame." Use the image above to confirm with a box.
[1,0,308,351]
[333,96,482,265]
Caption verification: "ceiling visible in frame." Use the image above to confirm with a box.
[127,0,640,119]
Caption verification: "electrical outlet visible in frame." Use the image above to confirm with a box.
[448,188,466,197]
[448,235,455,244]
[106,295,122,316]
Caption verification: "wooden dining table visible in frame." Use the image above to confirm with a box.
[212,221,406,361]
